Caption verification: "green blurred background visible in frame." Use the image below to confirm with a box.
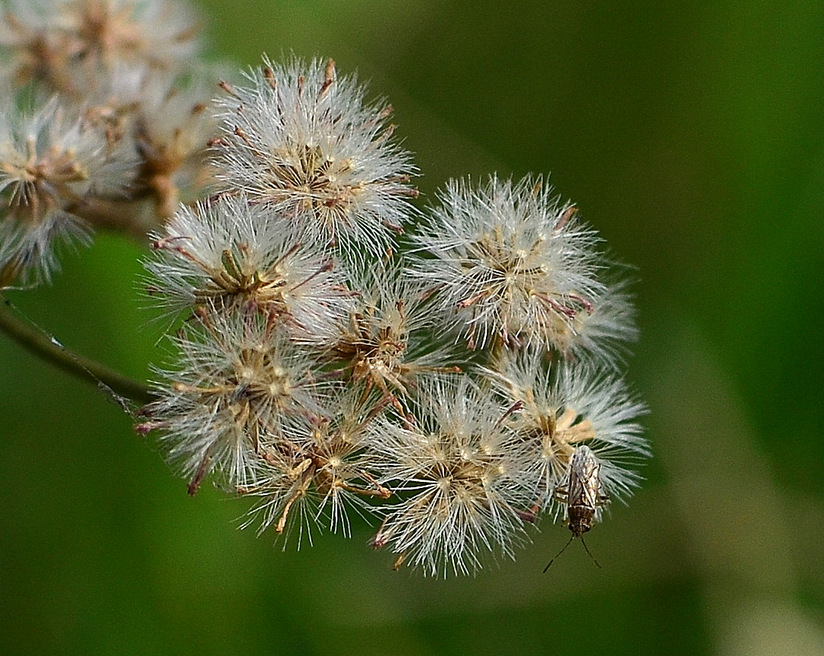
[2,1,823,654]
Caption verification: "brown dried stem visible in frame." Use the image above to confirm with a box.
[0,297,156,405]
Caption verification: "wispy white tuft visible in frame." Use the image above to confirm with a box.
[413,175,634,365]
[367,376,533,577]
[0,95,134,285]
[147,194,353,344]
[214,56,417,257]
[140,305,336,492]
[241,387,389,541]
[328,261,461,401]
[482,351,649,519]
[77,61,222,217]
[0,0,202,94]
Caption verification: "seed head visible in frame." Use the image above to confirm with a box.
[214,56,417,257]
[0,0,201,95]
[483,351,649,516]
[147,195,352,344]
[60,0,200,67]
[241,388,389,542]
[78,63,220,218]
[546,274,638,369]
[140,306,335,493]
[0,95,133,285]
[413,175,632,360]
[367,376,532,577]
[328,263,460,404]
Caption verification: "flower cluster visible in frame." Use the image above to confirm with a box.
[213,57,417,258]
[138,54,648,576]
[0,1,649,577]
[0,0,218,285]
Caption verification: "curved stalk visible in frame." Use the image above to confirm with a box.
[0,298,156,406]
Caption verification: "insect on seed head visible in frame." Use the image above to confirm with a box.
[544,444,607,572]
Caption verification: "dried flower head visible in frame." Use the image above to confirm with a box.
[0,16,653,574]
[240,389,390,542]
[0,0,201,96]
[483,351,649,516]
[0,95,132,285]
[328,263,460,406]
[0,1,64,89]
[147,195,352,343]
[368,376,532,577]
[413,175,633,361]
[60,0,200,67]
[214,57,417,256]
[81,63,219,217]
[138,306,335,494]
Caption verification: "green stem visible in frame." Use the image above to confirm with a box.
[0,298,156,406]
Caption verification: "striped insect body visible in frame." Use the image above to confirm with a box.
[544,444,609,572]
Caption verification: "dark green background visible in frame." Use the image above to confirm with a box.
[2,1,823,654]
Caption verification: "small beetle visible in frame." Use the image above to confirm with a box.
[544,444,609,572]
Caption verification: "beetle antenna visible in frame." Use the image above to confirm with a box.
[580,536,602,568]
[543,535,603,572]
[543,535,574,573]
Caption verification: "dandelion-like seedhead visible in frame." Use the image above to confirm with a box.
[57,0,201,69]
[137,161,648,575]
[240,388,389,541]
[0,95,133,285]
[413,175,633,364]
[0,0,221,288]
[0,0,201,94]
[368,377,533,577]
[81,64,221,216]
[328,263,460,404]
[214,56,417,257]
[0,1,649,576]
[140,306,336,493]
[550,274,638,370]
[147,194,351,342]
[483,352,649,517]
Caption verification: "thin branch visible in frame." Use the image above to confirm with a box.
[69,196,158,244]
[0,298,156,405]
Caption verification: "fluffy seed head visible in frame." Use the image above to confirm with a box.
[483,351,649,517]
[367,376,532,577]
[147,195,352,343]
[0,95,132,285]
[78,63,220,218]
[329,263,460,401]
[214,56,417,256]
[241,389,390,542]
[140,306,334,492]
[414,175,633,360]
[0,0,201,92]
[58,0,200,67]
[546,274,638,369]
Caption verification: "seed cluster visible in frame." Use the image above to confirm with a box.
[0,0,649,577]
[0,0,216,285]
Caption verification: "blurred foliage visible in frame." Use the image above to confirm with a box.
[1,1,823,654]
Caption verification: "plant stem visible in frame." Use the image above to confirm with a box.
[70,196,159,244]
[0,298,156,406]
